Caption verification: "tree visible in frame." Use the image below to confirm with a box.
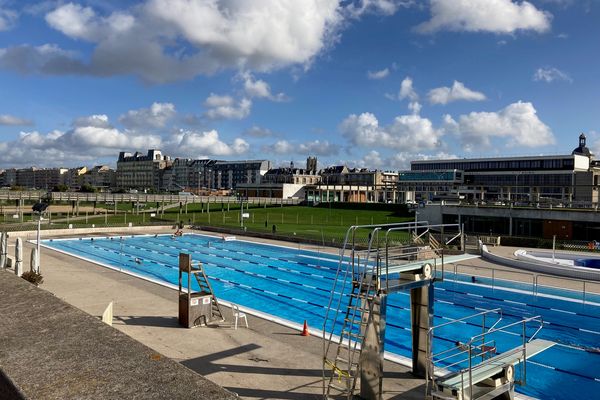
[52,184,68,192]
[79,183,97,193]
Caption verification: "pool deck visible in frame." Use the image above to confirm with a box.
[5,227,583,399]
[5,227,426,400]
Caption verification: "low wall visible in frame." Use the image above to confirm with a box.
[0,271,237,400]
[481,246,600,281]
[4,225,174,239]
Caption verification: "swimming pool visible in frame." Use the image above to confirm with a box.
[43,234,600,400]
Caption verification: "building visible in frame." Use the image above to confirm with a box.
[400,134,600,205]
[63,167,88,189]
[13,167,68,190]
[403,134,600,240]
[82,166,116,191]
[0,169,17,187]
[236,160,318,199]
[212,160,271,190]
[116,150,171,191]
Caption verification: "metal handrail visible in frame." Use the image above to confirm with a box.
[426,307,503,396]
[468,315,543,345]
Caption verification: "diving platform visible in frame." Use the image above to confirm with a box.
[429,313,554,400]
[322,221,465,399]
[438,339,555,392]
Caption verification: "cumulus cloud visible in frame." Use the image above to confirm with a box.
[0,7,17,31]
[0,0,345,83]
[240,72,288,102]
[299,140,339,156]
[428,81,486,105]
[203,94,252,120]
[345,0,415,18]
[443,101,555,151]
[399,76,418,101]
[73,114,111,128]
[262,140,295,155]
[119,102,176,129]
[0,44,86,75]
[367,68,390,80]
[533,67,572,83]
[244,126,276,138]
[357,150,385,168]
[0,114,33,126]
[0,111,251,167]
[0,114,163,167]
[262,139,339,156]
[166,130,249,157]
[416,0,552,34]
[340,111,443,152]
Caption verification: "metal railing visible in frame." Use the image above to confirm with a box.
[428,312,544,400]
[445,263,600,304]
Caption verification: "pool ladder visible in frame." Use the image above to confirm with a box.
[323,249,379,399]
[192,261,225,322]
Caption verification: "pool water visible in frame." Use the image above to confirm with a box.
[43,234,600,400]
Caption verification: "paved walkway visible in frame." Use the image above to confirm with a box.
[8,228,426,400]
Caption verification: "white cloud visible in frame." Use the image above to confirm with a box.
[367,68,390,80]
[428,81,486,105]
[244,126,275,138]
[0,114,32,126]
[119,102,176,129]
[533,67,572,83]
[240,72,288,102]
[345,0,415,18]
[73,114,111,128]
[262,140,295,155]
[399,76,418,101]
[408,101,422,115]
[0,1,345,83]
[167,130,249,157]
[0,114,162,167]
[0,7,17,31]
[359,150,385,168]
[443,101,554,151]
[299,140,339,156]
[45,3,135,41]
[416,0,552,34]
[340,111,442,152]
[203,94,252,120]
[262,139,339,156]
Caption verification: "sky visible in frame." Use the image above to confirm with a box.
[0,0,599,170]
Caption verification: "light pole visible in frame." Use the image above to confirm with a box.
[32,202,49,273]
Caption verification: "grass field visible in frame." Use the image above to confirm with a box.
[0,202,414,246]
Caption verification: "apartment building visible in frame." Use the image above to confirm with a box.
[116,150,171,190]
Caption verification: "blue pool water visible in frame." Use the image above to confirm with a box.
[43,234,600,400]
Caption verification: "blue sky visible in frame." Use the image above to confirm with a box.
[0,0,598,169]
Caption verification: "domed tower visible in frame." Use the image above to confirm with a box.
[572,133,591,156]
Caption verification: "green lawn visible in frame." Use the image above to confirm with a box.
[1,203,414,246]
[80,205,413,245]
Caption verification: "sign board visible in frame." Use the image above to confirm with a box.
[12,214,18,219]
[150,213,156,217]
[242,213,250,218]
[190,298,199,306]
[202,297,211,305]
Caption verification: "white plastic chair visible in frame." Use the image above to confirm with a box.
[232,304,248,329]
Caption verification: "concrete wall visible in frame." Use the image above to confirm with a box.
[482,245,600,281]
[0,271,237,400]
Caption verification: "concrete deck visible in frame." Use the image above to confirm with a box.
[0,271,237,400]
[3,227,426,400]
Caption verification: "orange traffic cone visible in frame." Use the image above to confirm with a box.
[301,320,309,336]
